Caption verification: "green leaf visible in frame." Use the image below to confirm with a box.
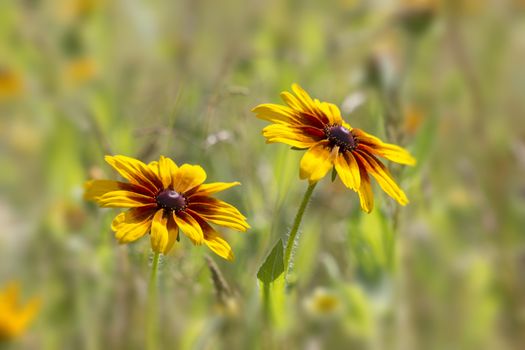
[257,239,285,283]
[331,167,337,182]
[257,239,287,328]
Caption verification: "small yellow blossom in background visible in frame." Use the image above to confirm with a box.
[303,287,342,318]
[403,105,425,135]
[0,68,24,101]
[252,84,416,213]
[63,57,98,87]
[56,0,105,20]
[85,155,250,260]
[0,282,40,342]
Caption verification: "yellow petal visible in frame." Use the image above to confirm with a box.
[84,180,153,200]
[150,210,179,254]
[158,155,178,189]
[105,155,161,191]
[262,124,319,148]
[95,190,155,208]
[280,91,304,111]
[300,141,334,183]
[355,151,409,206]
[354,129,416,165]
[192,217,234,260]
[150,209,169,254]
[172,164,207,194]
[190,181,240,196]
[357,166,374,213]
[173,211,204,244]
[112,208,155,243]
[316,100,343,125]
[252,103,300,125]
[188,196,248,221]
[291,83,317,113]
[187,206,249,232]
[334,151,361,190]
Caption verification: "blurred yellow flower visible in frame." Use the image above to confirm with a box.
[303,287,342,318]
[0,68,24,100]
[85,155,249,260]
[63,57,98,86]
[0,282,40,342]
[252,84,416,213]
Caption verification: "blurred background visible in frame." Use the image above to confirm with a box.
[1,0,525,349]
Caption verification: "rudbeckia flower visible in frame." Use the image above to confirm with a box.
[0,282,40,342]
[85,155,249,260]
[252,84,416,213]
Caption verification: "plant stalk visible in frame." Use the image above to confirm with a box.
[147,251,161,350]
[283,182,317,277]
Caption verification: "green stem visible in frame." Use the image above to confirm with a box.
[284,182,317,277]
[147,251,161,350]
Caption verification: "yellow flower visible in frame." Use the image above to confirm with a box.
[85,155,249,260]
[0,68,24,100]
[252,84,416,213]
[0,282,40,342]
[63,57,98,87]
[303,287,342,318]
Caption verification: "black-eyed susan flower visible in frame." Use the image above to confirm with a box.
[252,84,416,213]
[85,155,249,260]
[0,282,40,342]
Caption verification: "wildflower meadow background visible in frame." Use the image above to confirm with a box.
[1,0,525,349]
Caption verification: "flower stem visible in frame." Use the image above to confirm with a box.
[147,251,161,350]
[284,182,317,277]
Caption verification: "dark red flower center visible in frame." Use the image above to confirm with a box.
[325,125,357,151]
[156,190,187,211]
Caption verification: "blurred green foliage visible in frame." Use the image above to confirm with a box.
[1,0,525,349]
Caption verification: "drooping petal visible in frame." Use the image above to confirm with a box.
[150,210,180,254]
[150,209,169,254]
[355,150,409,206]
[94,190,156,208]
[187,205,248,232]
[334,151,361,190]
[112,207,155,243]
[187,196,249,231]
[105,155,161,192]
[353,129,416,165]
[84,179,154,200]
[172,164,207,194]
[356,164,374,213]
[195,217,234,261]
[158,155,178,189]
[262,124,320,148]
[188,181,240,197]
[173,210,204,244]
[300,140,335,183]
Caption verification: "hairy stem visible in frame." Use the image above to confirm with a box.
[284,182,317,277]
